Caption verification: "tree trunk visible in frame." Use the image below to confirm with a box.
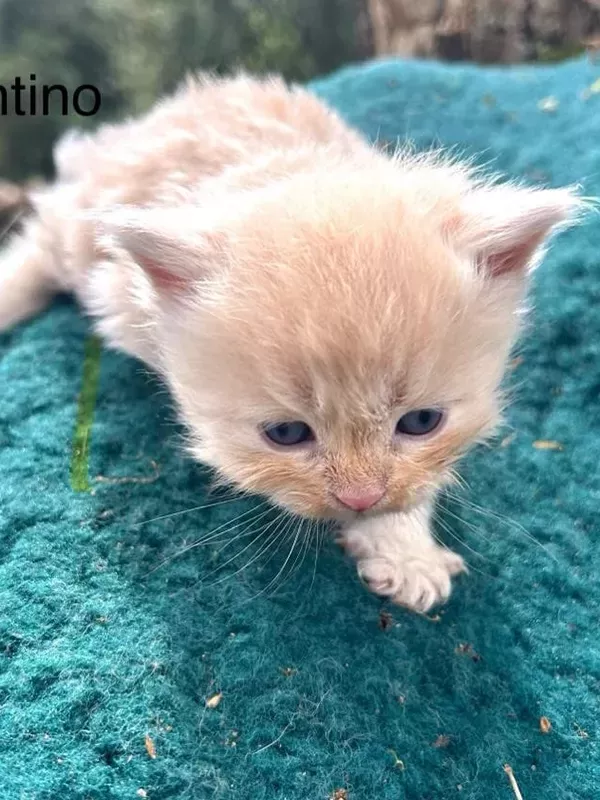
[368,0,600,63]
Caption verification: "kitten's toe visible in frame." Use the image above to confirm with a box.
[357,557,402,595]
[440,548,468,578]
[392,549,467,612]
[391,558,452,612]
[357,548,466,613]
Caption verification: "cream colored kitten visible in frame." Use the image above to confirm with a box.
[0,74,582,611]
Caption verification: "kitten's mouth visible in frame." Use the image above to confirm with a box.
[324,502,401,524]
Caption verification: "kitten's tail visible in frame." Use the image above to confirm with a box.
[0,180,62,331]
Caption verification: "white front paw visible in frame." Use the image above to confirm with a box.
[357,547,466,613]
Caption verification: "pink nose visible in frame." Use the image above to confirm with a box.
[335,487,385,512]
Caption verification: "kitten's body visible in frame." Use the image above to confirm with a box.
[0,76,365,353]
[0,75,581,611]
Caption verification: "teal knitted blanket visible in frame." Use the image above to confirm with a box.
[2,56,600,800]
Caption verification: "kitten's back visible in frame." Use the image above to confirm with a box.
[53,74,368,210]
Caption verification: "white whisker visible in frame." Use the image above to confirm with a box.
[146,504,272,574]
[438,503,494,544]
[269,518,305,594]
[201,509,288,585]
[443,489,559,564]
[431,512,493,578]
[244,514,301,601]
[206,511,296,593]
[133,494,243,527]
[432,509,489,561]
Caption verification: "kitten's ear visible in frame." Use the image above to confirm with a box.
[94,206,225,291]
[452,185,583,278]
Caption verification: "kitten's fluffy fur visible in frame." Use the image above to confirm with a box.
[0,74,582,611]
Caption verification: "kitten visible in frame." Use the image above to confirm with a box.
[0,74,582,611]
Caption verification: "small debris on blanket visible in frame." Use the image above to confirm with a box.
[503,764,524,800]
[152,715,172,732]
[539,716,552,734]
[136,791,148,799]
[225,730,239,747]
[280,666,297,677]
[144,734,156,759]
[329,789,348,800]
[533,440,563,451]
[378,610,394,630]
[432,734,451,748]
[574,722,589,739]
[388,749,405,770]
[538,96,559,113]
[455,642,481,662]
[206,692,223,709]
[501,433,516,448]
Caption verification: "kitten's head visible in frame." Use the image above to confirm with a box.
[100,156,582,520]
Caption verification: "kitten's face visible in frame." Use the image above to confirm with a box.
[108,167,578,519]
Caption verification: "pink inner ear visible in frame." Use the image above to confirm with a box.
[483,233,545,277]
[452,185,580,279]
[481,237,541,277]
[137,254,188,290]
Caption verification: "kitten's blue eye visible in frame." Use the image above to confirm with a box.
[395,409,444,436]
[262,421,314,446]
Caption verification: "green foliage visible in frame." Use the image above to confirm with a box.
[536,42,587,63]
[0,0,363,180]
[243,7,316,77]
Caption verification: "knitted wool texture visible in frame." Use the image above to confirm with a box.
[1,56,600,800]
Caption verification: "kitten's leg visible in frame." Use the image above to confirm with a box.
[0,220,60,331]
[340,501,466,612]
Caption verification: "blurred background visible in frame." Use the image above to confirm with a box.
[0,0,599,189]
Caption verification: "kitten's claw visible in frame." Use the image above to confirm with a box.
[356,547,466,613]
